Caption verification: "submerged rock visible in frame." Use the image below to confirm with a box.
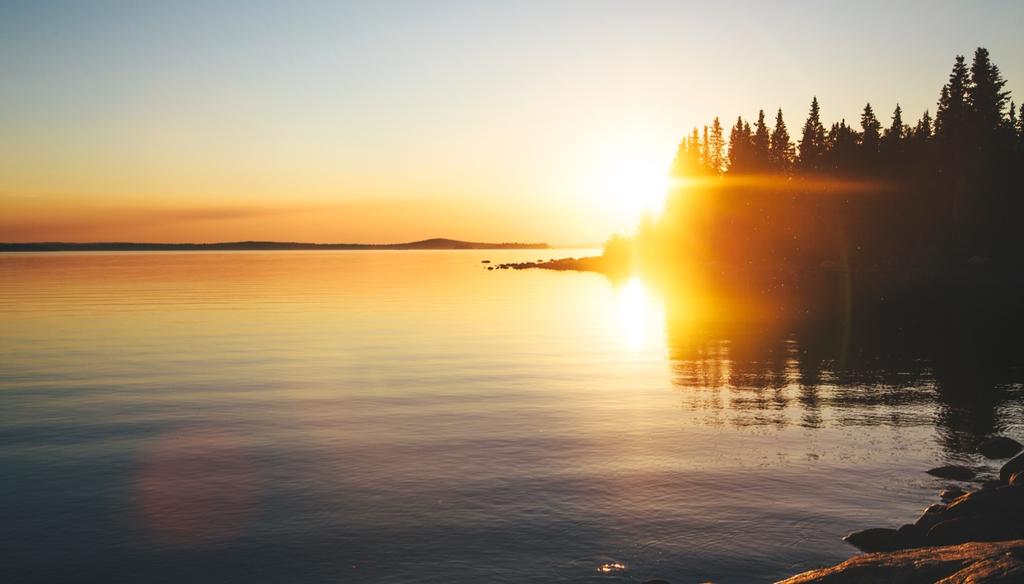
[980,437,1023,459]
[1001,453,1024,483]
[926,465,976,481]
[777,540,1024,583]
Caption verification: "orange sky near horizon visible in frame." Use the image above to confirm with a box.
[2,2,1022,244]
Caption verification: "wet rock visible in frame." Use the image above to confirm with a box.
[944,486,1024,519]
[925,514,1020,546]
[777,540,1024,583]
[979,437,1023,459]
[1001,452,1024,483]
[926,465,976,481]
[843,527,903,552]
[941,486,967,500]
[896,523,926,549]
[914,507,946,532]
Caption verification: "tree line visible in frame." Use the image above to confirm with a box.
[671,47,1019,180]
[625,47,1023,275]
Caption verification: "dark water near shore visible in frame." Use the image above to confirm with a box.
[1,251,1022,583]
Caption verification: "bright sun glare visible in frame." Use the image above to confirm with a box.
[595,154,670,221]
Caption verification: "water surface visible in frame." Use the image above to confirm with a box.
[1,251,1021,583]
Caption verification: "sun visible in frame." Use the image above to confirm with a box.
[594,154,670,220]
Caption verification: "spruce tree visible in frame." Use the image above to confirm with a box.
[751,109,771,170]
[769,108,794,171]
[935,55,970,141]
[860,102,882,153]
[885,104,905,141]
[798,97,827,171]
[701,125,710,171]
[728,116,752,173]
[709,117,725,174]
[968,47,1011,134]
[914,110,933,140]
[687,128,702,173]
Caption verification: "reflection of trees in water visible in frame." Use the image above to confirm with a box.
[661,290,1023,456]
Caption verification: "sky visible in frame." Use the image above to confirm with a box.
[2,0,1022,244]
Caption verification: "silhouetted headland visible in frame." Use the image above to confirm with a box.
[0,238,549,252]
[499,46,1024,583]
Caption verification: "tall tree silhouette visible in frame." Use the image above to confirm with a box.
[728,116,752,173]
[968,47,1011,135]
[701,125,710,171]
[798,97,827,171]
[751,109,771,170]
[859,103,882,171]
[709,117,725,174]
[769,108,794,171]
[935,55,970,141]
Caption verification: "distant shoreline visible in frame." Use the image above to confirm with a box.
[0,238,549,252]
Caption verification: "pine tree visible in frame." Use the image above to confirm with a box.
[769,108,794,171]
[798,97,827,171]
[751,109,770,170]
[1009,101,1018,138]
[935,55,970,140]
[860,102,882,153]
[885,104,905,141]
[669,137,689,178]
[701,125,710,171]
[709,117,725,174]
[687,128,703,173]
[728,116,752,173]
[914,110,933,140]
[968,47,1011,134]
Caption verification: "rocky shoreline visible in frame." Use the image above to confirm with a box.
[639,438,1024,583]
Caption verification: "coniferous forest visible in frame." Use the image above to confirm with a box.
[607,47,1024,295]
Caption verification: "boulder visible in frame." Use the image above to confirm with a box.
[941,487,968,500]
[914,507,946,532]
[927,465,976,481]
[776,540,1024,583]
[843,527,903,552]
[1001,453,1024,483]
[926,515,1021,546]
[980,437,1023,459]
[896,523,926,549]
[944,486,1024,519]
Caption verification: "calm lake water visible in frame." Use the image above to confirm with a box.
[2,251,1022,583]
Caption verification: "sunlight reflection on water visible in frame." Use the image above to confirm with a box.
[1,250,1022,584]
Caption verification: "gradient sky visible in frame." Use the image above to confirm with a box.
[2,0,1022,244]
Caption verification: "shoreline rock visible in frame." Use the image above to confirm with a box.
[777,540,1024,583]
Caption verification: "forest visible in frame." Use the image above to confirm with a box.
[607,47,1024,285]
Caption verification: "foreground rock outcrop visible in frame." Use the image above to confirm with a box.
[776,540,1024,583]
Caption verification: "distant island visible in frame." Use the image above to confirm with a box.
[0,238,549,252]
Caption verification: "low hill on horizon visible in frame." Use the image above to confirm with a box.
[0,238,550,252]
